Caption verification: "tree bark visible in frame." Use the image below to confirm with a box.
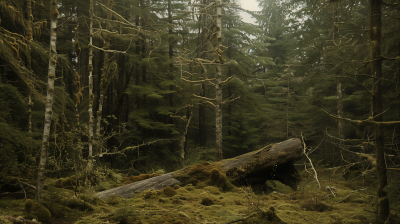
[214,0,223,161]
[94,0,114,160]
[36,0,58,201]
[87,0,95,170]
[25,0,33,135]
[369,0,389,222]
[198,0,207,147]
[97,138,303,199]
[334,2,344,140]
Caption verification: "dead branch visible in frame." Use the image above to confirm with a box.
[193,94,215,101]
[182,77,215,83]
[301,133,321,188]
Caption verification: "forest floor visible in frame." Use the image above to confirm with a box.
[0,165,399,224]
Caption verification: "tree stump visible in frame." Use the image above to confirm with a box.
[97,138,303,199]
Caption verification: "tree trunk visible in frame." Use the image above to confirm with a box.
[36,0,58,201]
[334,2,344,140]
[95,0,114,160]
[97,138,303,199]
[25,0,33,135]
[369,0,389,222]
[214,0,223,161]
[87,0,95,170]
[198,0,207,147]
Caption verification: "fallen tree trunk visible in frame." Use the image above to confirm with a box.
[97,138,303,199]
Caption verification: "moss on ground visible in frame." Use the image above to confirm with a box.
[1,167,400,224]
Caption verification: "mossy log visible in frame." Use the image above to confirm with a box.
[97,138,303,199]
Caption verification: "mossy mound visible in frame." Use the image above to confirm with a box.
[208,169,234,191]
[173,162,222,186]
[176,187,189,194]
[112,207,138,224]
[120,173,159,186]
[200,196,214,206]
[163,186,177,197]
[35,205,51,223]
[60,197,94,211]
[144,190,159,199]
[203,186,220,194]
[104,195,122,206]
[54,174,100,190]
[184,184,195,191]
[300,202,332,212]
[24,201,51,223]
[24,199,34,213]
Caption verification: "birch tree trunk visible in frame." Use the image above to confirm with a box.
[214,0,223,161]
[87,0,94,170]
[36,0,58,200]
[369,0,389,222]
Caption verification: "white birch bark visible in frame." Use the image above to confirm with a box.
[214,0,223,161]
[87,0,95,170]
[36,0,58,200]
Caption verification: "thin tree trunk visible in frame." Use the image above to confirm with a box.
[95,0,114,160]
[334,2,344,140]
[198,0,207,147]
[87,0,95,170]
[369,0,389,222]
[227,23,232,137]
[214,0,223,161]
[287,75,290,139]
[36,0,58,200]
[199,83,206,147]
[25,0,33,135]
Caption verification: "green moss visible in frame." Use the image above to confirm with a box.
[184,184,195,191]
[61,197,94,211]
[203,186,220,194]
[24,199,34,213]
[112,208,137,224]
[163,186,177,197]
[104,195,121,206]
[35,204,51,223]
[195,181,207,189]
[200,196,214,206]
[176,187,189,194]
[300,202,332,212]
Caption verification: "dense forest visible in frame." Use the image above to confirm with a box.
[1,0,400,223]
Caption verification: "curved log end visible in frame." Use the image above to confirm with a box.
[223,138,303,190]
